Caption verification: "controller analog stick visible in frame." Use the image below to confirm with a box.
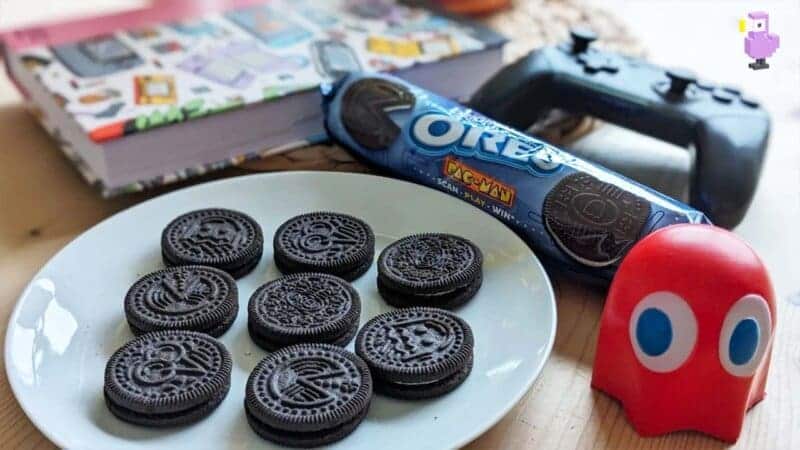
[665,68,697,95]
[570,27,597,54]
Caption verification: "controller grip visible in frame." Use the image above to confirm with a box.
[694,116,770,228]
[468,54,555,130]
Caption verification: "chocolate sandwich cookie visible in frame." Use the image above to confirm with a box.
[245,343,372,447]
[104,330,232,427]
[340,77,416,150]
[162,208,263,279]
[248,273,361,351]
[543,173,651,267]
[377,233,483,309]
[124,266,238,337]
[273,212,375,281]
[355,307,474,399]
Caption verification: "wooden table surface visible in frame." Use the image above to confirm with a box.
[1,1,799,449]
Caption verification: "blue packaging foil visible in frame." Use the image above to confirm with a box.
[323,72,710,281]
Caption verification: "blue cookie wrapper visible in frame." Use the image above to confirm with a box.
[322,72,710,282]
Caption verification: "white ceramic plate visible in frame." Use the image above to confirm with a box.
[5,172,556,450]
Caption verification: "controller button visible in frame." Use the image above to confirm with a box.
[722,85,741,95]
[570,27,598,53]
[665,68,697,95]
[712,88,735,103]
[740,96,760,107]
[695,80,715,91]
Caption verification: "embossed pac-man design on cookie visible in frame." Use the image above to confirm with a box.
[355,307,474,399]
[124,266,238,337]
[104,330,232,427]
[340,77,416,151]
[248,273,361,351]
[245,343,372,447]
[543,173,651,268]
[377,233,483,309]
[162,208,263,279]
[273,212,375,281]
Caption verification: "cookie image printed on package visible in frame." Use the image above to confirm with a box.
[544,173,651,267]
[340,77,415,150]
[323,72,711,282]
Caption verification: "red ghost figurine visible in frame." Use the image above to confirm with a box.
[592,224,775,442]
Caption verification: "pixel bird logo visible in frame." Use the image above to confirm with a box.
[739,11,780,70]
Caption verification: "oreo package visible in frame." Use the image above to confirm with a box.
[322,73,710,281]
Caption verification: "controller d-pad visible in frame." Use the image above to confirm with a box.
[577,51,619,74]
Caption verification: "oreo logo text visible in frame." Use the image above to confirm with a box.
[409,112,563,174]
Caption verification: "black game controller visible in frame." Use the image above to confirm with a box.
[469,28,770,229]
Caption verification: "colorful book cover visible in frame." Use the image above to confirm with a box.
[3,0,505,195]
[11,0,497,141]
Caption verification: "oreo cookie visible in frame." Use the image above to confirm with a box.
[341,77,415,150]
[248,273,361,351]
[377,233,483,309]
[355,307,474,399]
[543,173,651,267]
[162,208,263,279]
[245,343,372,447]
[273,212,375,281]
[124,266,238,337]
[104,330,232,427]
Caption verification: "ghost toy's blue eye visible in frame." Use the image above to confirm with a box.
[629,291,697,373]
[719,294,772,377]
[730,319,759,364]
[636,308,672,356]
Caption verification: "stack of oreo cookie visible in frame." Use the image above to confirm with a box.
[124,265,239,337]
[104,330,232,426]
[356,308,474,399]
[161,208,264,279]
[244,343,373,447]
[273,212,375,281]
[377,233,483,309]
[248,273,361,350]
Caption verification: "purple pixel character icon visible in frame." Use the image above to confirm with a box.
[740,11,779,70]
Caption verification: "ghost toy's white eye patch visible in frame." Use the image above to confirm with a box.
[719,294,772,378]
[629,291,698,373]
